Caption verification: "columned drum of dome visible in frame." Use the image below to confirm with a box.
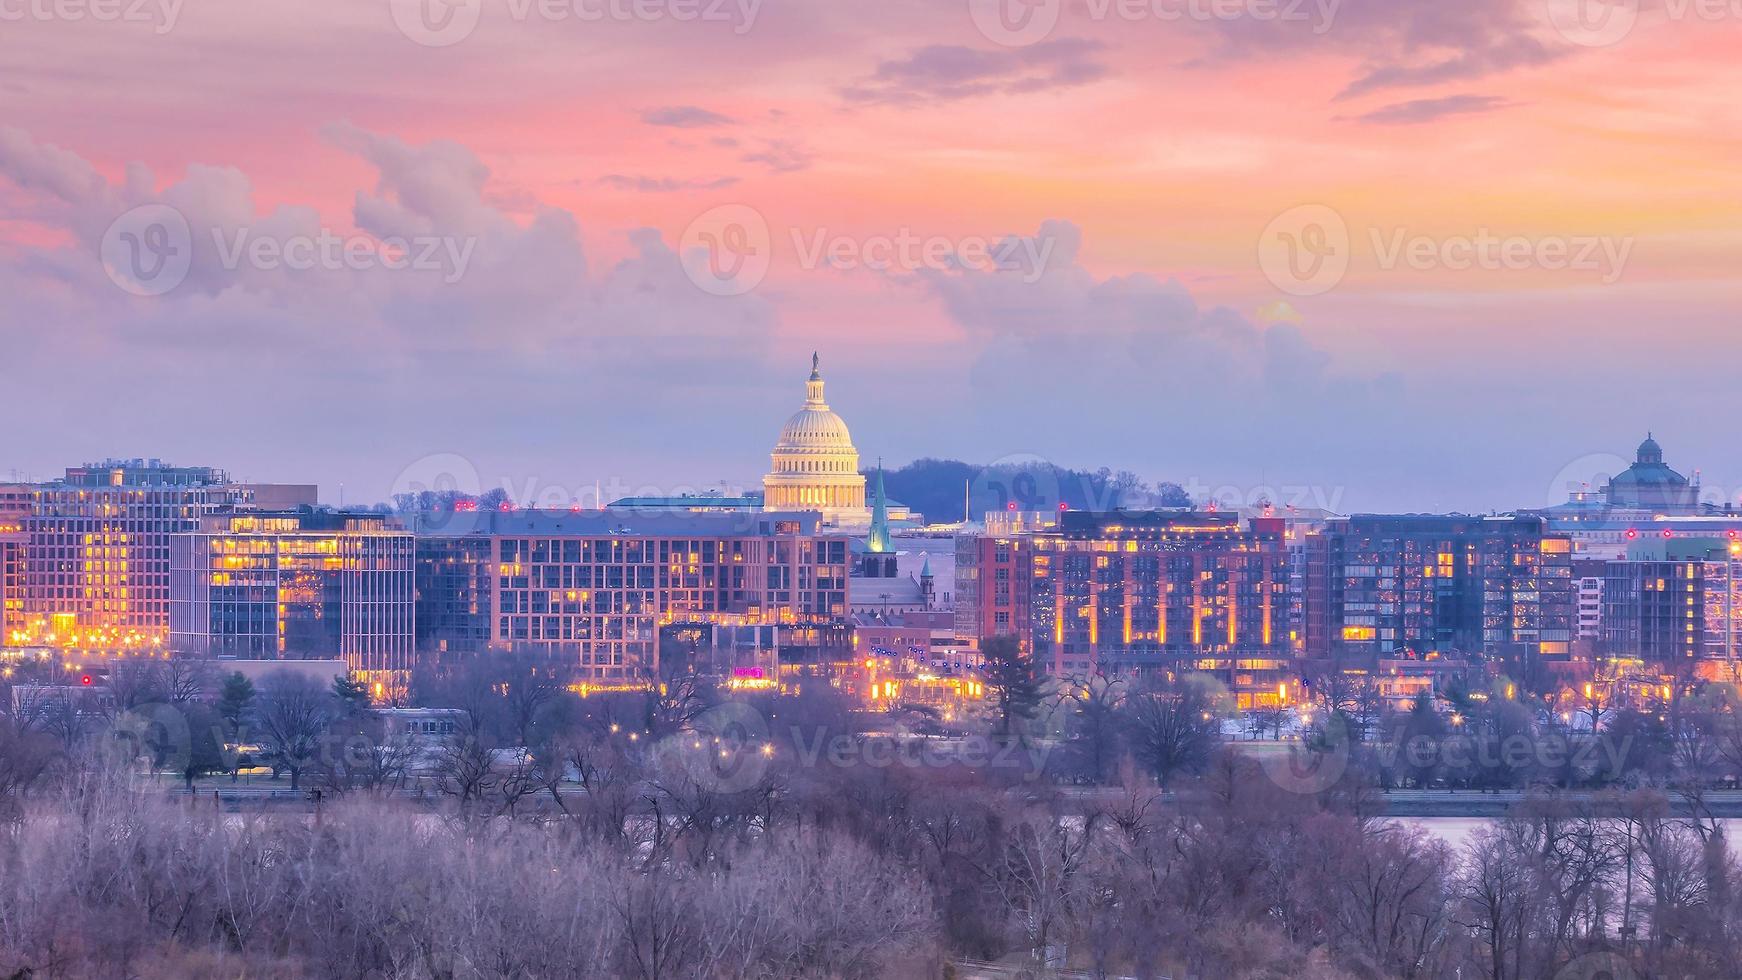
[762,354,871,527]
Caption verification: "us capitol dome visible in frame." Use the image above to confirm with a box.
[762,353,871,527]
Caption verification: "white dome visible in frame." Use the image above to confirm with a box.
[762,355,869,524]
[778,406,854,450]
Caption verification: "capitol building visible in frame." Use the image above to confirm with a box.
[763,354,872,527]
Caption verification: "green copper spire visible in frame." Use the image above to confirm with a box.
[867,461,892,553]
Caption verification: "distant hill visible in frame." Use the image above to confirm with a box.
[869,458,1190,525]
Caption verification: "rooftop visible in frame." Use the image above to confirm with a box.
[410,508,834,538]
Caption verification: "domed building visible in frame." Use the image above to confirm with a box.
[1603,434,1701,513]
[763,354,871,526]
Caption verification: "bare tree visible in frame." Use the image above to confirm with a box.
[252,672,335,790]
[1124,675,1220,789]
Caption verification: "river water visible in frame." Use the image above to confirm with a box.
[1402,817,1742,851]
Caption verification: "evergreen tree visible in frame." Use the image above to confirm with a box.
[333,675,373,716]
[217,672,256,735]
[982,635,1045,743]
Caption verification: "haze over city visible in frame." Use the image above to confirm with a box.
[5,1,1740,511]
[8,3,1742,979]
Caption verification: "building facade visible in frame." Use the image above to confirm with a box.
[1303,515,1575,661]
[0,485,27,644]
[414,510,852,680]
[1025,511,1290,680]
[169,512,415,692]
[957,511,1291,704]
[955,531,1034,650]
[7,461,276,652]
[1601,537,1742,663]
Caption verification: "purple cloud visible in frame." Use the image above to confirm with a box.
[641,106,737,128]
[841,39,1109,105]
[1351,93,1516,124]
[1201,0,1566,97]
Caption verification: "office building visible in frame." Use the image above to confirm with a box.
[169,512,415,694]
[1601,536,1742,663]
[413,510,851,680]
[6,460,315,652]
[1303,515,1575,660]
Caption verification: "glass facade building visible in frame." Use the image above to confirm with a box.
[1303,515,1575,660]
[169,512,415,693]
[1601,537,1742,663]
[413,510,851,680]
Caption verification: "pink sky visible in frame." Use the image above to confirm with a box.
[2,0,1739,513]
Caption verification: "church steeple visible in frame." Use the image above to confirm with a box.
[867,460,892,554]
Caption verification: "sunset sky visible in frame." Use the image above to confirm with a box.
[3,0,1739,513]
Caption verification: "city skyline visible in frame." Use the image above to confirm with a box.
[4,2,1740,513]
